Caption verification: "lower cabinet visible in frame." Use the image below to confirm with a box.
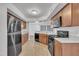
[21,33,28,45]
[54,40,62,56]
[39,34,48,45]
[54,40,79,56]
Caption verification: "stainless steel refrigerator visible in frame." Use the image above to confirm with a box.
[7,13,22,56]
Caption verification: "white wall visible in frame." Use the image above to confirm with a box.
[29,22,40,35]
[28,20,50,36]
[28,22,40,40]
[0,3,27,56]
[7,3,26,21]
[0,4,7,56]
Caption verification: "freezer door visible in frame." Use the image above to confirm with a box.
[8,34,16,56]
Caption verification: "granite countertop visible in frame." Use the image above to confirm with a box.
[55,38,79,43]
[36,31,55,35]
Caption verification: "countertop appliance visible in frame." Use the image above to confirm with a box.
[7,13,22,56]
[57,30,69,38]
[48,35,56,56]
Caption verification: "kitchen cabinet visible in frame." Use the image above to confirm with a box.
[21,21,28,45]
[51,3,79,27]
[22,33,28,45]
[62,4,72,27]
[51,11,62,21]
[62,3,79,26]
[72,3,79,26]
[39,34,48,45]
[54,40,62,56]
[21,21,26,29]
[54,40,79,56]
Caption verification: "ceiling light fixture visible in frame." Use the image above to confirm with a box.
[31,10,38,15]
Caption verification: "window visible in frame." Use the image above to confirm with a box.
[40,25,46,31]
[47,25,52,31]
[40,25,52,31]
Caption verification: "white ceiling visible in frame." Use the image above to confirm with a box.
[13,3,67,22]
[13,3,58,22]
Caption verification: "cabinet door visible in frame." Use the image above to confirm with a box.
[21,21,26,29]
[43,34,48,44]
[39,34,43,43]
[54,40,62,56]
[39,34,48,44]
[72,3,79,26]
[62,4,71,27]
[46,35,48,44]
[62,43,79,56]
[22,33,28,45]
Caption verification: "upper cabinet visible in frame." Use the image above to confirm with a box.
[72,3,79,26]
[51,3,79,27]
[62,4,72,27]
[21,21,26,29]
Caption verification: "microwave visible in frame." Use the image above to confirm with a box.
[57,30,69,38]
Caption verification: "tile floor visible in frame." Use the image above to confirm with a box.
[19,36,51,56]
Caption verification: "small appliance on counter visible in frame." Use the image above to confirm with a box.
[57,30,69,38]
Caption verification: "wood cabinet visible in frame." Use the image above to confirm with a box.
[21,21,26,29]
[52,4,72,27]
[62,4,72,27]
[72,3,79,26]
[39,34,48,45]
[54,40,62,56]
[22,33,28,45]
[54,40,79,56]
[21,21,28,45]
[51,3,79,27]
[51,11,62,21]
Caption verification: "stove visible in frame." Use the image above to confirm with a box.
[48,35,56,56]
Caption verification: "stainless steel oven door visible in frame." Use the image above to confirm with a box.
[48,39,54,56]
